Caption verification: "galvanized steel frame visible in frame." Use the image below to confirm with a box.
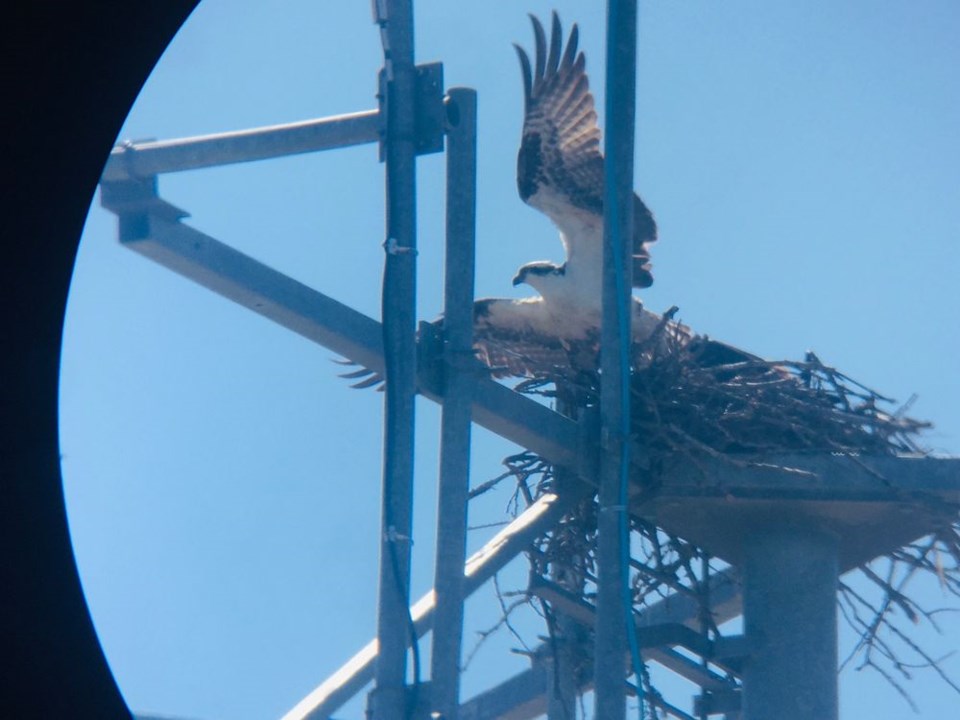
[98,3,960,719]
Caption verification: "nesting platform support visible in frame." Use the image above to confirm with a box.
[742,526,839,720]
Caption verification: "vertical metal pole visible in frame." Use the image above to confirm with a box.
[545,637,578,720]
[595,1,638,719]
[548,398,587,720]
[546,488,586,720]
[375,1,418,719]
[429,87,478,720]
[741,525,839,720]
[547,396,589,720]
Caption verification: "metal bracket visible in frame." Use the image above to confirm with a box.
[378,62,445,160]
[694,688,742,718]
[99,176,189,243]
[416,320,446,392]
[413,62,445,155]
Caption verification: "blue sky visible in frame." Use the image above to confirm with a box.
[61,1,959,718]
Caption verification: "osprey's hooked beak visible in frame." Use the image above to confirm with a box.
[511,271,525,287]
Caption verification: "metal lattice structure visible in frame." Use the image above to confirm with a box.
[100,2,960,719]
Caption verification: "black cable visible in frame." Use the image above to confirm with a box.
[385,532,420,720]
[382,259,421,720]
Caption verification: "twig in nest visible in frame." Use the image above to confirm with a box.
[461,573,534,672]
[838,529,960,706]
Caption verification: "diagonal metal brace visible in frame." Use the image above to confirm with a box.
[100,178,588,474]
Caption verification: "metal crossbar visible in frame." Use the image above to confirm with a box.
[102,111,380,181]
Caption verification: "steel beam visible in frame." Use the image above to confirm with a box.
[374,1,420,717]
[429,87,478,720]
[101,110,381,181]
[544,400,591,720]
[741,526,839,720]
[595,0,639,718]
[551,483,589,718]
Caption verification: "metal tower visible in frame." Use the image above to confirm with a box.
[99,2,960,719]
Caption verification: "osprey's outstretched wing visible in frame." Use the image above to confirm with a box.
[471,297,593,378]
[335,298,584,387]
[336,298,722,389]
[515,12,657,288]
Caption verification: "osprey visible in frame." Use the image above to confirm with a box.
[470,12,681,379]
[342,12,746,389]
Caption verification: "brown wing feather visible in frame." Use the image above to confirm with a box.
[471,296,587,378]
[473,324,586,379]
[515,12,657,288]
[334,298,765,387]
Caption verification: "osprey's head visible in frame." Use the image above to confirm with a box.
[512,261,565,294]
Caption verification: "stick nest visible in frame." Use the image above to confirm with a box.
[514,310,930,464]
[466,312,960,715]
